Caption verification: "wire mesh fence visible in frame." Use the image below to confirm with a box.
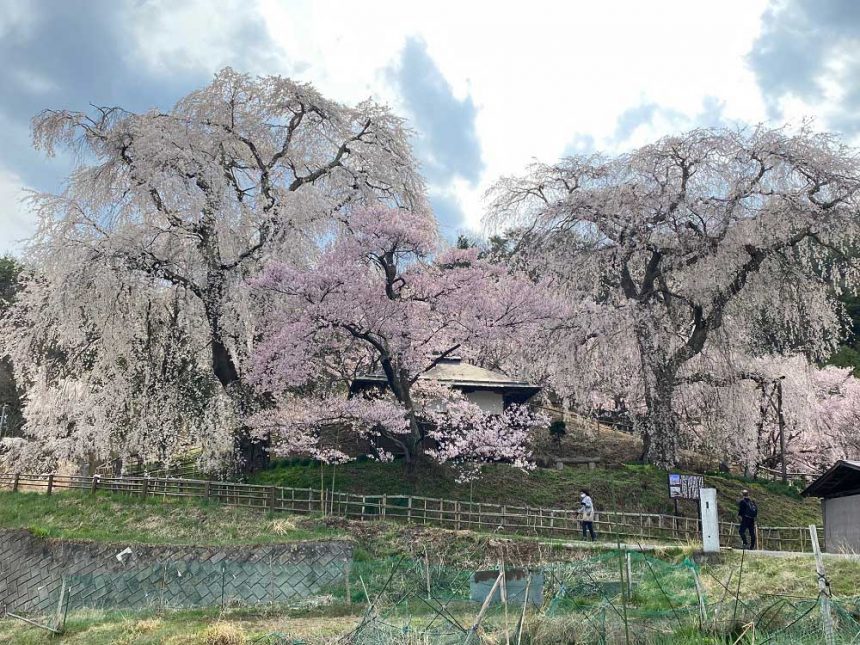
[337,550,860,644]
[3,543,858,643]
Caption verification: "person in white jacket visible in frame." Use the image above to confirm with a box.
[579,489,596,541]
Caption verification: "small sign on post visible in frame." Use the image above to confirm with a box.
[668,474,704,500]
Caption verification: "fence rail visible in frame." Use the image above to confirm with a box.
[0,473,822,553]
[755,465,814,487]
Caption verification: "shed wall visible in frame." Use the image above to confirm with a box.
[466,390,504,414]
[823,494,860,553]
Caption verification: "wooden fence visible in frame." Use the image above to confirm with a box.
[0,473,823,553]
[756,465,813,487]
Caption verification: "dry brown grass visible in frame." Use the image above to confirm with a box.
[201,622,246,645]
[268,517,298,535]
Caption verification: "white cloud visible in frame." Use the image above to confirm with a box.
[0,0,813,237]
[128,0,292,77]
[0,168,35,255]
[0,0,38,42]
[256,0,773,228]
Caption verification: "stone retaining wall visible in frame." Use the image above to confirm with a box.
[0,529,352,614]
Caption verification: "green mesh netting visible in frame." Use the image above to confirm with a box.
[24,549,859,643]
[343,551,860,644]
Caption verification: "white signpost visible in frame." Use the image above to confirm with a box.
[700,488,720,553]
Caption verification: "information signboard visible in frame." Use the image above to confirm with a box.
[668,473,704,500]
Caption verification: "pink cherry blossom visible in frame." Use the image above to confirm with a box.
[249,205,552,472]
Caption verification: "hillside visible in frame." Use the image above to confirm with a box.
[114,418,821,527]
[250,460,820,526]
[0,490,344,545]
[249,422,822,528]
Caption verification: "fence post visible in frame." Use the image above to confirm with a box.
[268,486,277,511]
[220,562,226,610]
[205,481,211,501]
[344,559,352,605]
[90,475,99,495]
[46,474,54,496]
[626,552,633,599]
[268,553,274,604]
[381,494,387,519]
[810,524,835,645]
[141,477,149,499]
[54,575,68,633]
[12,473,19,493]
[692,567,707,628]
[407,496,413,522]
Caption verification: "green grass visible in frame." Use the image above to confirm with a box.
[249,459,822,527]
[0,490,344,546]
[706,551,860,598]
[0,604,359,644]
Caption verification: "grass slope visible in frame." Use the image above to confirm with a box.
[249,459,822,527]
[0,491,344,545]
[0,491,856,644]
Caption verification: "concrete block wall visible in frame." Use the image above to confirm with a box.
[0,529,352,614]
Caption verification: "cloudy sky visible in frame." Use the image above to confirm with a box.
[1,0,858,253]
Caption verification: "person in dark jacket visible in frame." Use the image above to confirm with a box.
[738,489,758,549]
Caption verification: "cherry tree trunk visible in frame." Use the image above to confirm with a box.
[204,290,268,473]
[385,369,426,470]
[401,406,426,471]
[640,366,681,469]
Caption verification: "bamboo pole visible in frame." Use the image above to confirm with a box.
[515,573,532,645]
[464,570,504,645]
[618,545,631,645]
[501,561,511,645]
[626,552,633,599]
[810,524,835,645]
[692,567,707,629]
[424,544,432,601]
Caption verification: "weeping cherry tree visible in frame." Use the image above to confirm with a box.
[2,68,423,472]
[487,126,860,468]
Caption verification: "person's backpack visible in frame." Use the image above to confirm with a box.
[747,500,758,519]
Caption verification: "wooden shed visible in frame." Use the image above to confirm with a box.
[801,460,860,553]
[350,356,541,413]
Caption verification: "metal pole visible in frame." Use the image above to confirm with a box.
[777,379,787,484]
